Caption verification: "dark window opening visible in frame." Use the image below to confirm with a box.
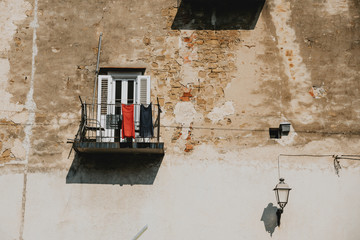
[114,81,122,142]
[99,67,145,76]
[128,80,134,104]
[115,80,122,104]
[171,0,266,30]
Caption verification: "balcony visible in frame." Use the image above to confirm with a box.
[68,97,164,156]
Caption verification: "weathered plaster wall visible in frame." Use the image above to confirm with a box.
[0,0,32,167]
[1,0,360,239]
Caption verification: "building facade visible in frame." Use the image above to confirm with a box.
[1,0,360,239]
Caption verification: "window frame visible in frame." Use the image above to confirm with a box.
[96,71,151,142]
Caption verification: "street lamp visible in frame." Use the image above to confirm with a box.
[273,178,291,226]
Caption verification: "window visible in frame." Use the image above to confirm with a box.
[171,0,265,30]
[96,69,150,142]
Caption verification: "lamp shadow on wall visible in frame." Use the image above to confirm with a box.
[171,0,266,30]
[260,203,278,237]
[66,153,163,185]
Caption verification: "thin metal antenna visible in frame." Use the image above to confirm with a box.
[92,32,103,118]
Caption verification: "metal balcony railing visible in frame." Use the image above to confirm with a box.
[69,97,164,155]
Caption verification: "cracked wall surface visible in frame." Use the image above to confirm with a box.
[0,0,360,239]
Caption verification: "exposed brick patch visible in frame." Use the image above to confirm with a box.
[184,143,193,152]
[180,89,193,101]
[184,129,194,152]
[183,33,197,44]
[187,43,194,48]
[186,129,192,140]
[171,127,182,143]
[183,55,191,64]
[184,37,191,42]
[157,7,241,151]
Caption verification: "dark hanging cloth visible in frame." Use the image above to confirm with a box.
[121,104,135,139]
[140,103,154,138]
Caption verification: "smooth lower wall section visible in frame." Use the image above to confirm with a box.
[0,174,24,240]
[19,145,360,240]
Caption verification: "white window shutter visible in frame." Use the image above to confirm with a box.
[97,75,114,142]
[99,77,107,114]
[97,75,107,116]
[97,75,114,114]
[134,76,150,136]
[137,75,151,105]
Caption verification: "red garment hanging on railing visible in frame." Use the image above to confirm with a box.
[121,104,135,139]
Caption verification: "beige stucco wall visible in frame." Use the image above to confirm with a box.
[1,0,360,239]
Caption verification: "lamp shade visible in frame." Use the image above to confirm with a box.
[274,178,291,209]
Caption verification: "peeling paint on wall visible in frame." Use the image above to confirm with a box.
[0,0,31,112]
[207,101,234,123]
[0,59,24,113]
[0,0,32,168]
[0,0,31,52]
[174,102,197,126]
[309,86,327,99]
[179,31,199,86]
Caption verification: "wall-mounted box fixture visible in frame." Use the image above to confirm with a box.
[279,122,291,136]
[269,122,291,139]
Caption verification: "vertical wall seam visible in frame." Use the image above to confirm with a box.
[19,0,38,239]
[269,0,313,124]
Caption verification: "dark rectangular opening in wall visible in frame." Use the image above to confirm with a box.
[171,0,266,30]
[269,128,280,139]
[115,81,122,142]
[128,80,134,104]
[98,68,146,76]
